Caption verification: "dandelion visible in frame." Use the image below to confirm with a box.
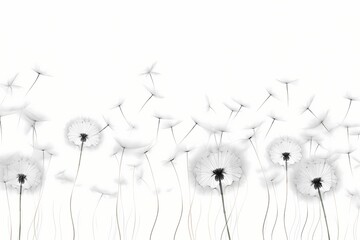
[343,93,359,121]
[112,99,134,129]
[268,136,302,240]
[205,95,216,113]
[66,118,101,240]
[223,102,238,121]
[294,161,337,240]
[162,119,182,144]
[194,147,243,240]
[3,158,42,240]
[231,98,249,120]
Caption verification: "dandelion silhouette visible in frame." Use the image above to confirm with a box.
[194,147,243,240]
[142,149,160,240]
[342,94,359,122]
[295,161,337,240]
[268,137,302,240]
[112,99,134,129]
[278,79,297,107]
[0,73,21,104]
[4,158,42,240]
[257,88,276,111]
[26,68,50,95]
[162,119,182,144]
[139,86,162,112]
[67,118,101,240]
[141,63,159,89]
[231,98,249,120]
[264,113,283,139]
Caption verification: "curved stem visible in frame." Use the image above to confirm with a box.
[115,149,125,240]
[318,189,330,240]
[69,142,84,240]
[300,203,308,240]
[144,153,160,240]
[218,180,231,240]
[170,161,183,240]
[19,184,23,240]
[92,194,103,240]
[331,191,339,240]
[283,162,288,240]
[131,167,137,240]
[271,182,279,240]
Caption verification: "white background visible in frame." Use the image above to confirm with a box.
[1,0,360,239]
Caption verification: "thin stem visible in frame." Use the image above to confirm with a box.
[131,167,137,240]
[286,83,289,107]
[208,191,214,240]
[92,194,103,240]
[317,189,330,240]
[219,179,231,240]
[115,149,125,240]
[118,106,132,128]
[233,106,243,119]
[170,161,183,240]
[149,73,155,89]
[144,153,160,240]
[331,191,339,240]
[139,95,153,112]
[19,184,23,240]
[26,73,40,95]
[300,203,308,240]
[5,182,13,240]
[257,94,271,111]
[52,202,57,240]
[348,153,353,176]
[265,119,275,139]
[343,99,352,121]
[170,127,177,144]
[156,118,161,141]
[249,139,270,240]
[271,182,279,240]
[283,162,289,240]
[69,142,84,240]
[180,123,197,143]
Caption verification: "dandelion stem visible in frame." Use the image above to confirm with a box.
[139,95,153,112]
[286,83,289,107]
[331,191,339,240]
[347,153,353,176]
[233,106,243,119]
[144,153,160,240]
[70,142,84,240]
[317,189,330,240]
[218,179,231,240]
[19,184,23,240]
[149,73,155,89]
[131,167,137,240]
[343,99,352,122]
[170,161,183,240]
[92,194,103,240]
[265,119,275,139]
[5,182,13,240]
[208,191,214,240]
[271,182,278,240]
[170,127,177,144]
[300,203,308,240]
[118,106,132,128]
[283,162,289,240]
[115,149,125,240]
[249,139,270,240]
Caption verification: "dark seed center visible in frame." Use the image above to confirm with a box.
[17,174,27,184]
[80,133,88,142]
[212,168,225,182]
[311,177,323,190]
[282,152,290,161]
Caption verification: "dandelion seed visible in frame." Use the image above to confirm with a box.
[257,88,276,111]
[223,102,238,121]
[141,63,159,89]
[26,68,50,95]
[278,79,297,107]
[23,110,46,148]
[162,119,182,144]
[268,137,302,240]
[264,113,283,139]
[66,118,101,240]
[3,158,43,240]
[0,73,21,105]
[294,161,337,240]
[194,147,243,240]
[343,94,359,121]
[205,95,216,113]
[112,99,134,129]
[179,118,199,143]
[307,111,330,133]
[138,86,162,112]
[153,113,171,141]
[231,98,249,120]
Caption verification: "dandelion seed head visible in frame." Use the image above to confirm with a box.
[67,118,101,147]
[268,136,302,166]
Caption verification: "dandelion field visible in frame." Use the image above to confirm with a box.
[1,1,360,240]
